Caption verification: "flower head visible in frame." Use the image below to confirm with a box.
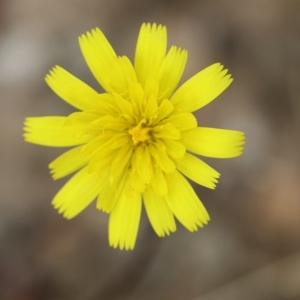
[24,23,245,250]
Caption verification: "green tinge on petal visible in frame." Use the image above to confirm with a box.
[24,117,95,147]
[79,28,136,94]
[170,63,233,112]
[134,23,167,86]
[109,189,142,250]
[178,153,220,189]
[165,171,210,231]
[158,46,188,100]
[181,127,245,158]
[144,189,176,237]
[49,146,89,180]
[45,66,99,111]
[52,167,101,219]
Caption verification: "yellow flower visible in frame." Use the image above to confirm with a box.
[24,23,245,250]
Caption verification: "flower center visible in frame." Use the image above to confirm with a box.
[128,119,152,146]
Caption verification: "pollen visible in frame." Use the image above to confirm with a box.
[128,119,152,146]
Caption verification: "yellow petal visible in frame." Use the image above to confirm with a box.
[79,28,136,94]
[49,146,89,180]
[153,124,181,140]
[109,189,142,250]
[87,148,117,175]
[162,112,197,131]
[113,93,132,115]
[165,171,210,231]
[110,143,133,185]
[143,189,176,237]
[144,79,159,102]
[64,111,101,130]
[24,117,95,147]
[94,93,119,116]
[45,66,99,111]
[52,167,101,219]
[158,46,188,100]
[83,132,129,157]
[178,153,220,189]
[134,23,167,85]
[97,169,127,213]
[181,127,245,158]
[170,63,233,112]
[143,79,159,118]
[130,169,146,193]
[132,145,153,184]
[163,139,186,160]
[91,115,129,131]
[143,94,158,120]
[129,82,144,118]
[117,56,138,94]
[149,166,168,196]
[156,99,174,122]
[148,142,176,174]
[81,131,114,156]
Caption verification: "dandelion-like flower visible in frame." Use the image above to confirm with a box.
[24,23,245,250]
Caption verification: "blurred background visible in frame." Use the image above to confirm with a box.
[1,0,300,299]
